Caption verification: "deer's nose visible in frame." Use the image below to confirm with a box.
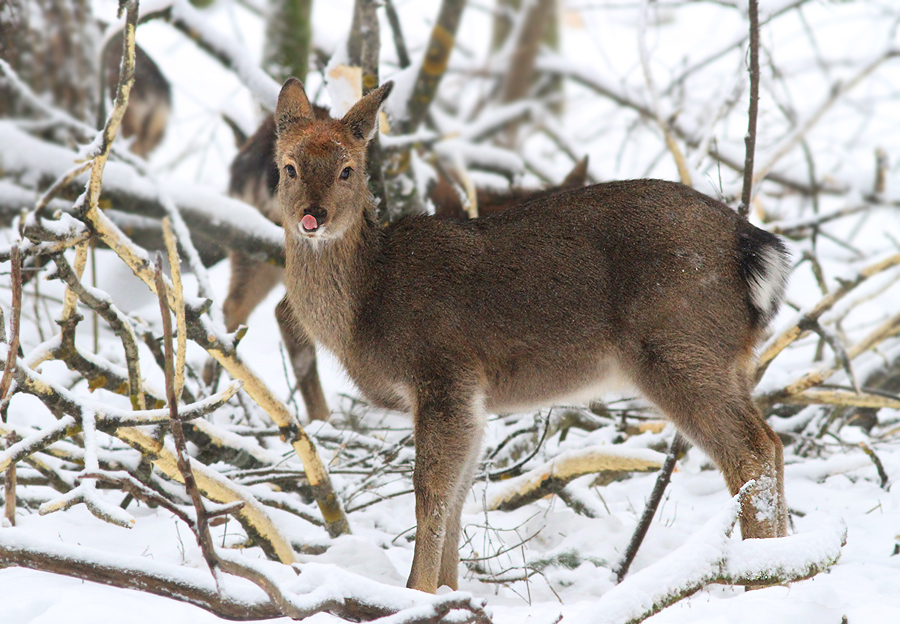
[304,205,327,222]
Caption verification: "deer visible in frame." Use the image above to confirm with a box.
[274,77,791,593]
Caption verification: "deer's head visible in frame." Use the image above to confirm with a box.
[274,78,393,243]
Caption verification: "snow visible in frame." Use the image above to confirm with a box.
[4,0,900,623]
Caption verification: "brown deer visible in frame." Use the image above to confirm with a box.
[275,78,791,593]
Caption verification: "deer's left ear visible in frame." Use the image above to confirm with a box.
[276,77,315,136]
[342,81,393,142]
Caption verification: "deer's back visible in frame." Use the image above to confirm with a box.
[350,179,759,412]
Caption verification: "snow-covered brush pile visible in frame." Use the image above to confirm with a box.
[2,0,900,622]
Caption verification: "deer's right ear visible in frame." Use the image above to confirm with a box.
[275,78,314,136]
[341,81,394,142]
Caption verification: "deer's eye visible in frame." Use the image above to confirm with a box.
[340,166,352,181]
[284,164,297,179]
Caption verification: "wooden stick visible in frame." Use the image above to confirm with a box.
[616,433,686,583]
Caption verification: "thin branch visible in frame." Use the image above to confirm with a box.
[399,0,468,134]
[0,244,22,401]
[4,431,17,525]
[83,0,139,218]
[757,252,900,378]
[738,0,760,217]
[139,0,280,109]
[51,253,147,410]
[162,220,187,401]
[616,433,686,583]
[752,47,900,188]
[155,255,220,578]
[384,0,411,69]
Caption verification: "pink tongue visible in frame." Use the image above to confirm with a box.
[300,214,319,232]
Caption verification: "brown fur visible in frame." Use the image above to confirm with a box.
[274,79,792,593]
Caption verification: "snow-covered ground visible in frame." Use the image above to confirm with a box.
[3,0,900,622]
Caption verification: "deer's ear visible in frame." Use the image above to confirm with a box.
[342,81,393,142]
[276,78,314,135]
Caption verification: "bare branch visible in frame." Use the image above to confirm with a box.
[4,431,17,525]
[616,433,686,583]
[0,244,22,401]
[738,0,760,217]
[162,220,187,401]
[155,255,220,578]
[399,0,467,134]
[51,253,147,410]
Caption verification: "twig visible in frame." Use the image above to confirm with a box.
[34,161,93,219]
[51,253,147,410]
[638,0,691,186]
[738,0,760,217]
[155,255,220,579]
[757,252,900,377]
[0,244,22,401]
[384,0,411,69]
[752,47,900,188]
[616,433,686,583]
[83,0,139,219]
[858,442,889,489]
[4,432,17,525]
[161,220,186,402]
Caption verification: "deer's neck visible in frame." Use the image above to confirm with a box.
[285,212,381,356]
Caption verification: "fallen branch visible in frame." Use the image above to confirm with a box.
[479,445,665,512]
[0,528,491,622]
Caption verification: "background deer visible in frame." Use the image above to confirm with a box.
[275,78,791,594]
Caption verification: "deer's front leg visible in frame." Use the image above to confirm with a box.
[275,297,329,421]
[407,379,484,593]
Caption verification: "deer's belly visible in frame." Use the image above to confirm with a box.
[484,355,634,414]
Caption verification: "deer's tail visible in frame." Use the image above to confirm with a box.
[737,223,791,330]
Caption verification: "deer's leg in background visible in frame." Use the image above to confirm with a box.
[275,297,329,422]
[203,254,283,387]
[407,376,484,593]
[222,253,283,332]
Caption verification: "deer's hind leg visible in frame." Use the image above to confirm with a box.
[407,376,485,593]
[628,339,787,539]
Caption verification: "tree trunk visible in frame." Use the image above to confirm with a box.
[263,0,313,83]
